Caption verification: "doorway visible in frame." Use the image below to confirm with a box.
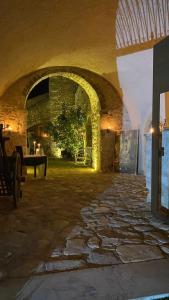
[25,72,101,171]
[152,36,169,219]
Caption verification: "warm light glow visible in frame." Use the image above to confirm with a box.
[33,141,36,155]
[27,71,101,171]
[36,148,40,155]
[149,127,154,134]
[100,114,116,131]
[2,119,23,133]
[3,124,9,131]
[3,124,12,132]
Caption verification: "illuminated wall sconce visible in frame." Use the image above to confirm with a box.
[101,114,116,132]
[43,133,48,138]
[8,125,12,132]
[3,124,12,133]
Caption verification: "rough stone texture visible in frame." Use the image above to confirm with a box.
[116,244,164,263]
[26,77,92,158]
[133,225,154,232]
[0,168,169,281]
[26,93,49,129]
[160,244,169,255]
[68,226,93,239]
[50,248,63,258]
[29,79,81,145]
[101,237,120,248]
[0,110,27,155]
[87,237,100,249]
[64,239,89,255]
[93,206,110,214]
[36,260,85,273]
[144,231,169,244]
[49,76,78,123]
[0,66,122,171]
[87,252,119,265]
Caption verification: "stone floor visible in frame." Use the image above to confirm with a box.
[0,162,169,299]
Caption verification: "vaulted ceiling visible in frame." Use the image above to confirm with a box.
[0,0,118,97]
[0,0,168,98]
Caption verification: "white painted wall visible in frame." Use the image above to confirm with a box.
[117,49,153,174]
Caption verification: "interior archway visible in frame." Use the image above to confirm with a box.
[25,72,101,171]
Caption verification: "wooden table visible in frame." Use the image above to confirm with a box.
[23,155,47,178]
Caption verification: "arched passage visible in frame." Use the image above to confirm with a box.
[25,72,101,171]
[0,66,122,172]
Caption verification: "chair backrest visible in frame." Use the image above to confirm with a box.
[0,144,3,172]
[15,146,24,162]
[15,146,24,176]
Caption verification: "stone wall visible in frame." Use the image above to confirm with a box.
[49,77,78,123]
[26,77,91,157]
[0,66,123,170]
[26,93,49,129]
[0,105,27,155]
[75,86,90,113]
[22,66,122,131]
[27,77,78,128]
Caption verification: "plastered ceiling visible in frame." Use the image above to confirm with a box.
[0,0,118,97]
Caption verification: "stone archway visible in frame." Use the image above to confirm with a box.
[0,66,122,172]
[25,72,101,171]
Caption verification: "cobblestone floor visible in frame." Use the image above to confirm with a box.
[0,165,169,285]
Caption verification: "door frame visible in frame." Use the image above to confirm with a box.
[152,36,169,220]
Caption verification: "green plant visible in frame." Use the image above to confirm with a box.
[55,106,86,158]
[43,105,87,159]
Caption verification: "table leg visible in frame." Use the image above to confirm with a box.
[44,161,47,177]
[34,165,36,178]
